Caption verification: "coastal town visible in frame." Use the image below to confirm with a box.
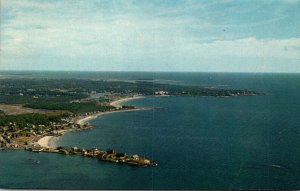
[0,76,260,167]
[0,104,142,149]
[0,100,157,167]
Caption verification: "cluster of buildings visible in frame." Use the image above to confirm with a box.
[0,117,84,149]
[97,148,154,166]
[28,146,157,167]
[0,104,139,150]
[155,91,169,96]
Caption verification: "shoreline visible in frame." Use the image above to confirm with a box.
[76,108,148,126]
[37,136,58,148]
[35,96,148,149]
[110,96,144,108]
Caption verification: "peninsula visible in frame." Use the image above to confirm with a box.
[0,76,262,167]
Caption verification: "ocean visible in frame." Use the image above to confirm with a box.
[0,72,299,189]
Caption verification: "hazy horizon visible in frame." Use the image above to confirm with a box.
[2,70,300,75]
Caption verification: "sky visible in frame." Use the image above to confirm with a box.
[1,0,300,73]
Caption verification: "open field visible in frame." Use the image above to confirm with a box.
[0,104,48,115]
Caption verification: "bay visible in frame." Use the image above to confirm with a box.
[1,72,300,189]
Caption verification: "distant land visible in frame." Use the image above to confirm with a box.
[0,74,261,166]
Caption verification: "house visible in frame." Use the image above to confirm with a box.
[131,154,139,160]
[91,147,101,155]
[155,91,169,96]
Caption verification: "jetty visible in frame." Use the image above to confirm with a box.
[25,146,157,167]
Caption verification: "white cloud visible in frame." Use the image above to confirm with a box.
[1,0,300,72]
[187,37,300,59]
[283,0,300,4]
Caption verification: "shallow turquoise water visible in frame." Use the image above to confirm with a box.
[1,72,300,189]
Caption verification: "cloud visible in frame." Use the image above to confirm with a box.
[188,37,300,59]
[283,0,300,4]
[1,0,300,72]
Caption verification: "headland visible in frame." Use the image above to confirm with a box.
[0,77,261,167]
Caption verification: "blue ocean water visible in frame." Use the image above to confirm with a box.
[0,72,300,189]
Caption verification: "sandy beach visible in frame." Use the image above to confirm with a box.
[76,107,148,126]
[37,136,55,148]
[76,115,99,126]
[110,96,144,108]
[36,96,147,149]
[35,129,73,148]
